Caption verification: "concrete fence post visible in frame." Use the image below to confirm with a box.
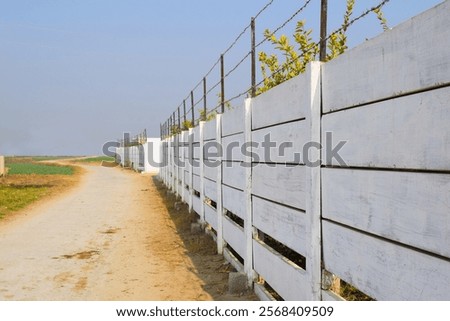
[216,114,224,254]
[306,61,323,300]
[188,128,194,213]
[199,121,205,223]
[181,131,186,202]
[244,98,254,286]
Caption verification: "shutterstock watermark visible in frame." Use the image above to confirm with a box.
[102,132,348,168]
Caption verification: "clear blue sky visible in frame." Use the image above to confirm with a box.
[0,0,443,155]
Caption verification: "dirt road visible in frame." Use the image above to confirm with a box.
[0,165,253,300]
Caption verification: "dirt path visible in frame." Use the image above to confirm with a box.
[0,165,255,300]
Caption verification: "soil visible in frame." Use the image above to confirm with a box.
[0,164,257,301]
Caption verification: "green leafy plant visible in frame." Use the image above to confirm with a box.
[258,0,388,94]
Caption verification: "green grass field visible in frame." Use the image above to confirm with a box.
[0,186,49,218]
[6,163,74,175]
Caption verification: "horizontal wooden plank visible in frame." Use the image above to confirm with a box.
[252,75,308,130]
[322,1,450,112]
[253,239,310,301]
[203,119,216,141]
[193,195,201,216]
[223,216,245,259]
[204,177,217,202]
[252,164,306,210]
[222,185,245,220]
[253,196,307,255]
[222,133,244,161]
[193,174,200,192]
[323,168,450,258]
[205,203,218,231]
[222,161,245,190]
[204,163,218,182]
[322,221,450,300]
[222,104,244,137]
[321,290,344,301]
[192,164,200,176]
[252,120,308,163]
[322,88,450,170]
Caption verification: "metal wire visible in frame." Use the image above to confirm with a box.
[255,0,313,49]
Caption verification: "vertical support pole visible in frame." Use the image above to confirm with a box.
[306,61,323,300]
[181,131,185,202]
[251,17,256,98]
[244,98,253,286]
[216,114,224,254]
[319,0,328,61]
[188,128,194,213]
[175,133,179,197]
[220,54,225,113]
[199,121,205,223]
[191,91,195,126]
[183,100,187,128]
[168,135,172,190]
[203,77,207,120]
[178,106,181,130]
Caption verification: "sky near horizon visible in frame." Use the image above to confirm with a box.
[0,0,444,156]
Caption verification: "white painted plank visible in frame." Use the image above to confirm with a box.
[322,1,450,113]
[223,216,246,259]
[252,75,308,130]
[222,104,244,137]
[253,196,308,256]
[193,174,200,192]
[252,120,308,164]
[322,88,450,170]
[322,168,450,258]
[204,163,217,182]
[252,164,306,210]
[321,290,344,301]
[203,119,216,141]
[222,161,245,190]
[205,203,218,231]
[222,133,244,161]
[253,239,310,301]
[322,221,450,300]
[204,177,217,202]
[222,185,245,220]
[223,248,244,273]
[193,195,201,216]
[192,163,200,176]
[254,283,277,301]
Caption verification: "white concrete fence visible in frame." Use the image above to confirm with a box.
[116,138,161,173]
[160,2,450,301]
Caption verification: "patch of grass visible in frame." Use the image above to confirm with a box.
[5,156,76,163]
[0,185,49,218]
[7,163,74,175]
[76,156,115,163]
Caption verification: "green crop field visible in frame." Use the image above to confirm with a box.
[6,163,74,175]
[0,186,49,219]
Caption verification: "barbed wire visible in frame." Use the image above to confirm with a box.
[325,0,391,43]
[255,0,313,49]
